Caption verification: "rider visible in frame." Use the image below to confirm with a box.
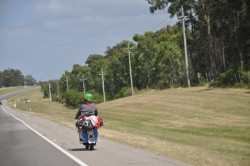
[75,93,99,143]
[75,93,98,119]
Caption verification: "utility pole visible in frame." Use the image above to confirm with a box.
[179,6,191,87]
[124,43,134,95]
[49,82,52,102]
[99,68,106,102]
[80,75,87,95]
[56,81,59,98]
[65,76,69,91]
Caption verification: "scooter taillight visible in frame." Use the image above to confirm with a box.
[89,135,94,138]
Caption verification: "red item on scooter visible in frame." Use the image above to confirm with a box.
[94,116,103,128]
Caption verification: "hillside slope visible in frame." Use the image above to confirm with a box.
[98,86,250,166]
[11,86,250,166]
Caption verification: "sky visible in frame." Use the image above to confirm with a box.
[0,0,176,81]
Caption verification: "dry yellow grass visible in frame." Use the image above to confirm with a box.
[98,87,250,166]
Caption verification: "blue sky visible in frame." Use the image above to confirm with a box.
[0,0,176,81]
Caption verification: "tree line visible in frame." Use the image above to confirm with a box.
[0,69,37,87]
[147,0,250,79]
[40,25,185,107]
[41,1,250,107]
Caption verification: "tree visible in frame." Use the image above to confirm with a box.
[1,69,24,87]
[133,26,184,88]
[105,40,135,95]
[146,0,250,81]
[85,54,104,65]
[0,71,3,87]
[24,75,37,85]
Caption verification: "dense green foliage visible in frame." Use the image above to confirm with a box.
[41,26,187,106]
[0,69,37,87]
[147,0,250,77]
[41,1,250,106]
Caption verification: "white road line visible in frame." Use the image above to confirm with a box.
[1,105,88,166]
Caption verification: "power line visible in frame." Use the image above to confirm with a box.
[150,17,172,31]
[149,9,173,31]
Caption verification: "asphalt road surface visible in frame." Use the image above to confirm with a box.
[0,91,191,166]
[0,107,82,166]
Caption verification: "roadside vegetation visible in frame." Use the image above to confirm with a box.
[10,86,250,166]
[0,69,36,88]
[38,0,250,108]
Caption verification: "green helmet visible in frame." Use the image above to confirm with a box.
[84,93,94,102]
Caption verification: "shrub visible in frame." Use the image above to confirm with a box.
[115,87,139,98]
[115,87,131,98]
[216,69,236,86]
[213,68,250,88]
[62,90,84,108]
[87,90,103,104]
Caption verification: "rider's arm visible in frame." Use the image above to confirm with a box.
[95,110,98,116]
[75,107,81,119]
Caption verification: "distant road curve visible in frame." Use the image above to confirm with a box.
[0,87,40,100]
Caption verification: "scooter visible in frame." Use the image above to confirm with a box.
[79,128,98,150]
[76,116,103,150]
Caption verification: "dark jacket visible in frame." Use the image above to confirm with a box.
[75,100,98,119]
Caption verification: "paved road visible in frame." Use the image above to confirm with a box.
[0,106,82,166]
[0,91,191,166]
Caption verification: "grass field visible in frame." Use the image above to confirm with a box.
[9,86,250,166]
